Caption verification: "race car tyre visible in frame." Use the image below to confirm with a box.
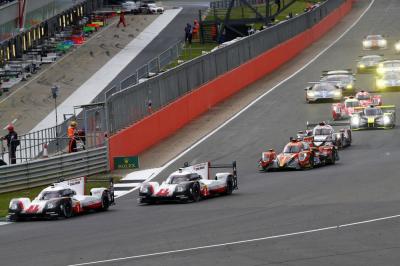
[224,176,234,195]
[329,150,337,165]
[189,183,201,202]
[309,155,314,169]
[101,192,110,211]
[59,200,73,218]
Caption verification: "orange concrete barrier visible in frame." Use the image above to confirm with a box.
[109,0,353,169]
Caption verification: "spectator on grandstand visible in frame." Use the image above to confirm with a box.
[68,121,78,153]
[1,124,19,164]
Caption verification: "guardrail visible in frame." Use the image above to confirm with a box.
[0,146,108,193]
[107,0,344,134]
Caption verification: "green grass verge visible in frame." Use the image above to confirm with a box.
[205,0,320,22]
[0,176,121,218]
[164,42,218,69]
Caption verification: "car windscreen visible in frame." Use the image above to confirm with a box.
[364,108,382,116]
[283,144,301,153]
[169,175,191,184]
[323,75,352,82]
[313,83,334,91]
[366,35,382,40]
[356,94,369,100]
[383,62,400,68]
[384,72,400,80]
[362,56,381,63]
[41,191,62,200]
[313,128,332,135]
[345,101,360,107]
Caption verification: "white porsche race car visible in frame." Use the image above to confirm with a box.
[138,161,238,204]
[8,177,115,221]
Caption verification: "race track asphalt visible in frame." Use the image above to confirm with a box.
[2,0,400,265]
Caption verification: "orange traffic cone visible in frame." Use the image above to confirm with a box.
[42,143,49,158]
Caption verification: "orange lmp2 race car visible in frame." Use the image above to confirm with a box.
[259,138,339,172]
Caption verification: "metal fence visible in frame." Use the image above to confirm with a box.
[210,0,270,9]
[111,40,184,96]
[0,146,108,193]
[107,0,344,134]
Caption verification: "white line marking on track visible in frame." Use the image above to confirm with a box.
[67,212,399,266]
[119,0,375,197]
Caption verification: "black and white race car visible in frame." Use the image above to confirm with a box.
[8,177,115,221]
[299,121,352,148]
[138,161,238,204]
[320,69,356,95]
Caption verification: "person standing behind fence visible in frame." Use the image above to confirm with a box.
[68,121,78,153]
[1,124,19,164]
[184,23,192,44]
[192,19,199,41]
[117,10,126,28]
[275,0,281,11]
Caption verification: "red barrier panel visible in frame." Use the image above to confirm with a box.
[109,0,353,169]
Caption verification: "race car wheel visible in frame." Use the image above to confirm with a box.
[101,192,110,211]
[60,200,73,218]
[189,183,200,203]
[224,176,234,195]
[309,155,314,169]
[329,151,337,165]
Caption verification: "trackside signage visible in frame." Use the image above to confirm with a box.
[114,156,140,169]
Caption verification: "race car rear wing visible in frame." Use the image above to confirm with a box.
[306,121,349,128]
[209,161,238,190]
[321,69,353,76]
[353,105,396,113]
[183,161,238,190]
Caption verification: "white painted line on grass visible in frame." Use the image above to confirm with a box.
[67,212,400,266]
[118,0,375,198]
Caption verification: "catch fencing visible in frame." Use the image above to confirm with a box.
[0,146,108,193]
[107,0,345,134]
[210,0,270,9]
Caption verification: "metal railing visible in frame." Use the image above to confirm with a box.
[107,0,344,134]
[0,146,108,193]
[210,0,269,9]
[102,40,184,101]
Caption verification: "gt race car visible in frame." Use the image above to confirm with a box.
[138,161,238,204]
[259,139,339,172]
[350,105,396,130]
[8,177,115,221]
[376,60,400,76]
[305,82,342,103]
[376,71,400,91]
[304,121,352,148]
[362,35,387,50]
[320,69,356,95]
[357,55,384,73]
[332,92,382,120]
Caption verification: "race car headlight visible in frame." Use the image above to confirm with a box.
[175,185,185,193]
[334,90,342,97]
[346,84,353,89]
[140,184,152,194]
[351,116,360,126]
[359,63,365,69]
[46,201,56,209]
[298,153,307,162]
[383,115,391,125]
[376,79,386,89]
[307,91,315,97]
[396,43,400,51]
[9,202,19,210]
[363,40,370,47]
[378,39,387,46]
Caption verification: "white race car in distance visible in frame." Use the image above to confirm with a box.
[362,35,387,50]
[8,177,115,221]
[138,161,238,204]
